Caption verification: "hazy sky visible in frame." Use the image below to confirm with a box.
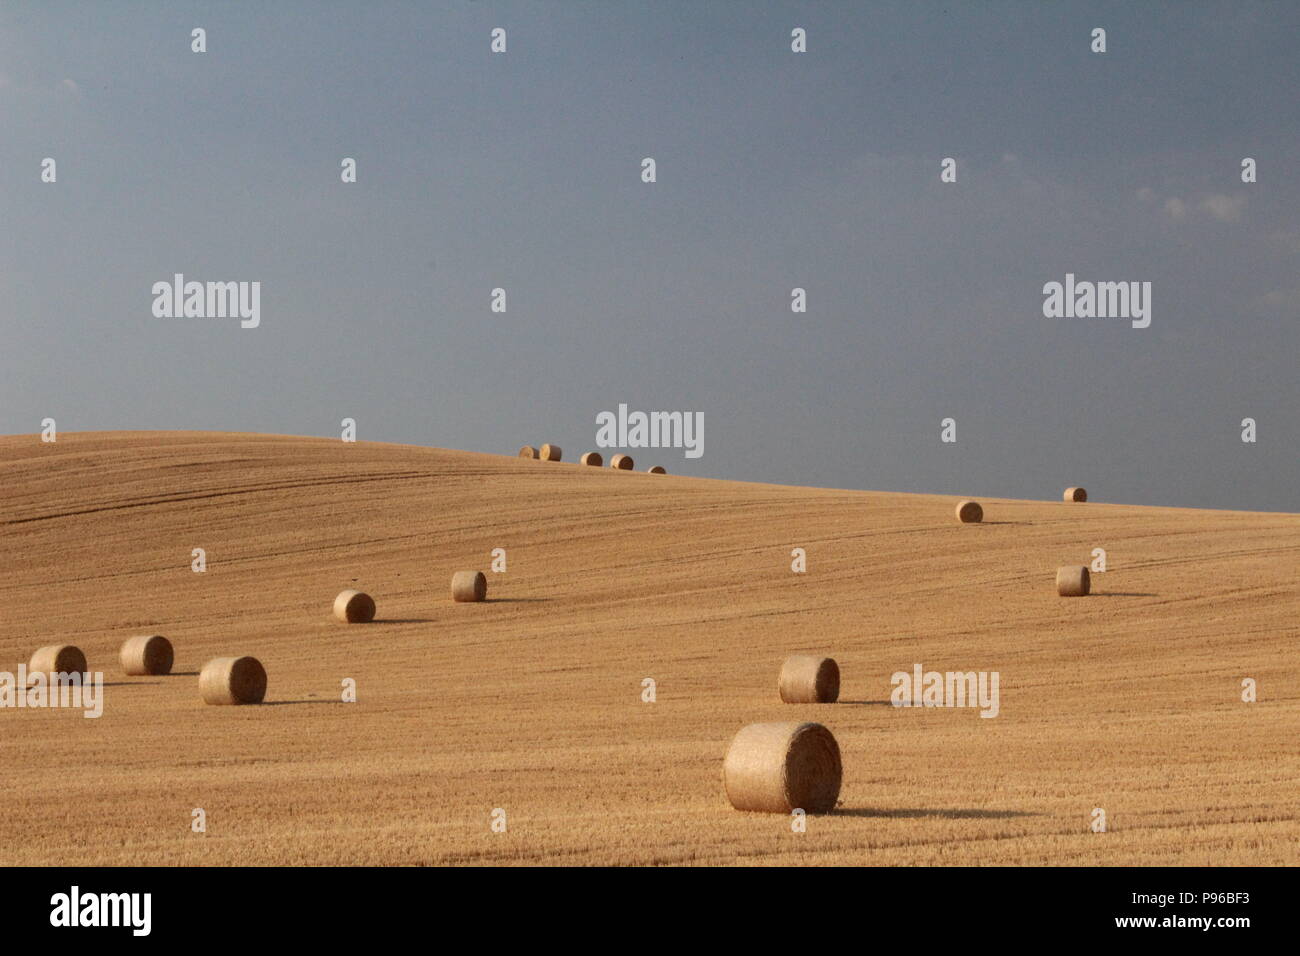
[2,1,1296,511]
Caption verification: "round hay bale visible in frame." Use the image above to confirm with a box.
[579,451,603,467]
[778,655,840,703]
[955,500,983,523]
[647,465,667,474]
[451,570,487,603]
[609,453,634,470]
[517,445,537,459]
[27,644,87,681]
[1063,486,1087,502]
[199,656,267,705]
[1056,565,1091,597]
[723,721,842,813]
[333,589,376,623]
[120,635,174,676]
[538,444,562,462]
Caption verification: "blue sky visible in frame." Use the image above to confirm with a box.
[2,1,1296,510]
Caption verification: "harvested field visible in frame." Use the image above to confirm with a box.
[0,431,1296,865]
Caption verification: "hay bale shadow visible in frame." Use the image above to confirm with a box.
[835,807,1039,819]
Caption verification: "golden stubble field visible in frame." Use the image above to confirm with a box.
[0,432,1296,865]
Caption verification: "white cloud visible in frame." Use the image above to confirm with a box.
[1143,189,1247,224]
[1199,193,1246,222]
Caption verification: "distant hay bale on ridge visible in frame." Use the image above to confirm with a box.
[539,444,562,462]
[610,453,633,470]
[1056,565,1091,597]
[1063,487,1087,502]
[120,635,174,676]
[27,644,87,682]
[333,589,376,623]
[199,656,267,705]
[778,655,840,703]
[580,451,603,466]
[517,445,537,459]
[647,465,667,474]
[451,570,487,603]
[955,500,983,523]
[723,721,842,813]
